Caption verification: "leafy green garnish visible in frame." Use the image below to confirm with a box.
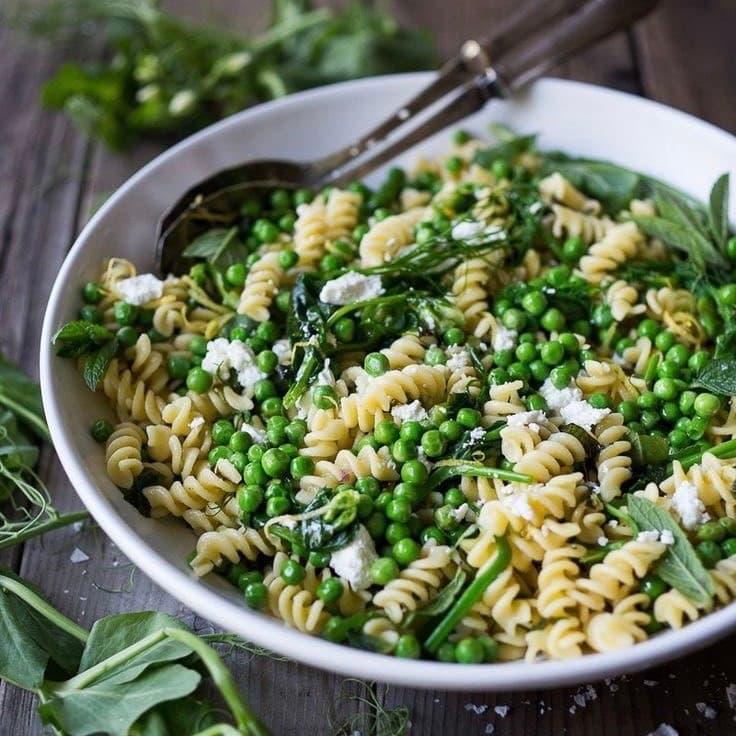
[0,354,49,441]
[18,0,436,149]
[696,358,736,396]
[182,226,246,268]
[472,133,536,169]
[709,173,730,250]
[627,496,714,605]
[52,319,119,390]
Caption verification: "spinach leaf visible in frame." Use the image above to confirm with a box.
[39,662,201,736]
[627,496,714,605]
[181,226,247,268]
[0,354,48,441]
[52,320,113,358]
[695,358,736,395]
[540,154,641,212]
[708,173,731,250]
[472,134,537,169]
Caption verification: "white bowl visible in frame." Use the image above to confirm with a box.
[41,74,736,690]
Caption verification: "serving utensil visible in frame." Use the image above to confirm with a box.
[156,0,659,274]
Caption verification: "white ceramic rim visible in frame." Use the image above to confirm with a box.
[40,73,736,690]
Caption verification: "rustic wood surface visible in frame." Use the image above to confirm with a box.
[1,1,736,734]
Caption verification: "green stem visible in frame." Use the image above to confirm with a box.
[0,574,88,643]
[192,726,244,736]
[605,502,638,535]
[670,437,736,472]
[427,462,532,492]
[0,510,90,550]
[165,629,270,736]
[250,8,331,52]
[643,353,661,384]
[326,295,407,328]
[0,392,50,442]
[424,536,511,653]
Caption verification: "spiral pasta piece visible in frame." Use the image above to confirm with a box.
[238,252,284,321]
[359,207,428,267]
[579,222,642,283]
[513,433,586,483]
[325,188,362,241]
[594,413,632,502]
[190,526,276,576]
[294,198,328,267]
[105,422,145,489]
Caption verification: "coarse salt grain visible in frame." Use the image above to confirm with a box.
[647,726,678,736]
[70,548,89,564]
[493,705,509,718]
[464,704,488,715]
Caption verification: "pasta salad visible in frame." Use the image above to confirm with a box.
[53,128,736,663]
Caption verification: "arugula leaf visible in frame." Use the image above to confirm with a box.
[695,358,736,395]
[709,173,731,250]
[52,320,113,358]
[627,496,714,605]
[39,662,201,736]
[181,226,246,268]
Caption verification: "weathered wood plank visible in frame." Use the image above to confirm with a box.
[634,0,736,133]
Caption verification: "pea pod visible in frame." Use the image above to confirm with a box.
[425,536,511,654]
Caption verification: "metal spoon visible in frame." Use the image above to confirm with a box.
[156,0,658,274]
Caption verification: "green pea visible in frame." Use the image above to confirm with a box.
[261,448,289,477]
[477,636,499,663]
[243,581,268,608]
[640,574,667,602]
[186,367,212,393]
[637,392,658,410]
[394,633,421,659]
[189,336,208,357]
[391,438,417,463]
[674,416,691,433]
[678,390,696,416]
[666,344,690,366]
[308,551,331,569]
[311,384,336,411]
[364,352,390,377]
[225,263,246,287]
[539,340,564,367]
[722,538,736,558]
[253,218,279,243]
[456,408,481,429]
[719,517,736,536]
[525,394,547,412]
[435,504,459,531]
[237,484,264,513]
[653,330,675,352]
[266,495,290,517]
[689,415,709,439]
[437,642,456,662]
[354,476,380,499]
[640,409,659,430]
[290,455,313,480]
[90,418,114,443]
[365,512,387,539]
[615,337,635,356]
[591,304,614,329]
[316,578,344,605]
[255,350,277,375]
[421,429,446,458]
[661,401,680,423]
[697,520,727,543]
[211,419,234,446]
[455,637,485,664]
[557,332,579,355]
[386,498,412,524]
[370,557,399,585]
[501,308,527,332]
[521,290,548,317]
[260,396,283,417]
[653,378,678,401]
[393,538,420,566]
[694,393,720,418]
[332,316,356,343]
[322,616,349,643]
[77,304,101,323]
[527,359,548,383]
[445,155,464,174]
[373,419,398,446]
[228,451,247,473]
[208,447,230,469]
[420,526,446,545]
[398,422,423,444]
[669,429,688,449]
[444,487,465,508]
[113,301,139,326]
[493,298,512,317]
[443,327,465,346]
[540,307,565,332]
[401,459,429,485]
[549,366,572,390]
[515,342,537,364]
[656,360,679,380]
[696,540,722,569]
[81,282,103,306]
[545,265,571,287]
[280,559,306,585]
[637,318,660,340]
[164,355,189,380]
[488,367,510,385]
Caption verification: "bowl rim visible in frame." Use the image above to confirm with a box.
[40,72,736,690]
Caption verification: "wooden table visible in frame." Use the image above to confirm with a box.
[2,1,736,733]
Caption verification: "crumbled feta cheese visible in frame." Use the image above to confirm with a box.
[559,400,610,430]
[637,530,661,544]
[316,358,336,387]
[503,492,534,521]
[538,378,583,412]
[201,338,266,395]
[464,704,488,715]
[272,339,292,365]
[417,448,434,471]
[451,503,470,522]
[672,481,709,529]
[446,346,472,371]
[493,705,509,718]
[115,273,165,306]
[391,400,428,424]
[319,272,384,305]
[507,410,547,428]
[597,536,609,547]
[188,416,205,430]
[70,548,89,564]
[241,423,267,444]
[451,220,485,240]
[660,529,674,546]
[469,427,485,441]
[493,326,517,351]
[329,524,378,591]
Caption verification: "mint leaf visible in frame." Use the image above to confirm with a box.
[709,173,731,250]
[627,496,714,605]
[696,358,736,395]
[472,134,537,169]
[182,227,246,267]
[82,339,118,391]
[53,320,113,358]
